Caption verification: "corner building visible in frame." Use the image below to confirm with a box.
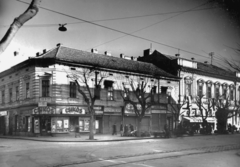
[0,44,179,136]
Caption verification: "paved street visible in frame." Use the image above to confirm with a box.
[0,134,240,167]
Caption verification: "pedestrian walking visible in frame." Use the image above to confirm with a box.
[228,123,232,133]
[124,124,129,136]
[120,123,124,136]
[164,124,170,138]
[112,123,117,135]
[75,125,80,138]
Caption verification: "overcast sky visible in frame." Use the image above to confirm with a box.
[0,0,240,72]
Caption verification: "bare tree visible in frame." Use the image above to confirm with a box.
[67,68,108,140]
[194,95,215,133]
[168,95,189,129]
[120,76,155,136]
[213,97,240,134]
[0,0,41,55]
[223,43,240,72]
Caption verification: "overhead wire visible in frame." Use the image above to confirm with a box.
[0,6,218,28]
[16,0,220,61]
[87,1,214,60]
[87,2,214,56]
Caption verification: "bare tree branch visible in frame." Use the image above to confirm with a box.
[0,0,42,55]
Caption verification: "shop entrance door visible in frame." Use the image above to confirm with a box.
[95,117,102,134]
[0,116,5,135]
[40,116,51,135]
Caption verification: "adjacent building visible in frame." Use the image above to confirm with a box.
[138,49,240,130]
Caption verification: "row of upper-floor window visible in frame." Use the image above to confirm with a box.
[0,79,171,104]
[184,77,238,100]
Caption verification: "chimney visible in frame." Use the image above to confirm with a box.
[43,49,47,54]
[131,57,137,61]
[56,43,62,47]
[91,48,98,53]
[120,53,125,58]
[14,51,19,56]
[143,49,152,57]
[36,52,40,57]
[175,54,180,57]
[104,51,111,56]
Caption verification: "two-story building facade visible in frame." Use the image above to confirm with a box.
[0,44,179,136]
[138,49,240,131]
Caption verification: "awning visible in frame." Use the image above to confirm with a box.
[183,117,216,123]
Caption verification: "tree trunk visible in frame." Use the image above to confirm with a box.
[0,0,41,55]
[136,117,142,137]
[216,109,229,134]
[89,113,95,140]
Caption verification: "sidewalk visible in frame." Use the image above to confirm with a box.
[0,133,154,142]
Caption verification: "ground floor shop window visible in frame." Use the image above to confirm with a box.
[51,117,69,133]
[34,117,40,133]
[79,118,90,132]
[27,116,31,132]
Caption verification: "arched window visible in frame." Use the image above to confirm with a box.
[184,77,192,96]
[222,83,228,99]
[197,79,204,96]
[229,84,235,100]
[206,81,212,98]
[238,86,240,103]
[214,82,220,99]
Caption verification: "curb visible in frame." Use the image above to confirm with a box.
[0,136,155,142]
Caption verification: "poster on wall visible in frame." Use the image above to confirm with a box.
[79,120,84,131]
[34,118,40,133]
[56,120,63,129]
[63,119,69,128]
[84,119,89,131]
[27,117,31,132]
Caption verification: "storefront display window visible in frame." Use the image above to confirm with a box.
[95,120,99,129]
[79,118,90,132]
[51,117,69,133]
[27,117,31,132]
[34,118,40,133]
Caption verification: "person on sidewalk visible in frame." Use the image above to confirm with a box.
[112,123,117,135]
[75,125,80,138]
[120,123,124,136]
[164,124,170,138]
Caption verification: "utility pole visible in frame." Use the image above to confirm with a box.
[209,52,214,65]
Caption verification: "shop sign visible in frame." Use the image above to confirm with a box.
[104,107,121,113]
[32,107,56,114]
[62,107,86,114]
[93,106,104,111]
[94,106,104,114]
[125,104,150,114]
[95,111,103,114]
[0,111,8,116]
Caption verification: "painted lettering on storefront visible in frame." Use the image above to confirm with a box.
[0,111,8,116]
[62,107,86,114]
[32,107,56,114]
[32,107,87,115]
[125,104,150,114]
